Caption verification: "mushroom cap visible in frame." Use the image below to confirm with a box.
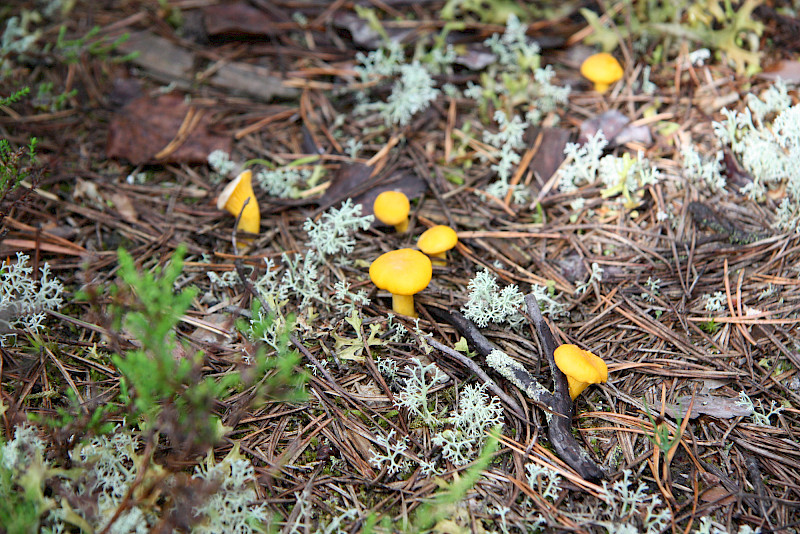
[580,53,624,86]
[373,191,410,226]
[554,344,608,385]
[216,169,260,233]
[217,169,253,211]
[418,225,458,255]
[369,249,432,296]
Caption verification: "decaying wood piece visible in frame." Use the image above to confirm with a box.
[524,294,605,482]
[430,296,605,482]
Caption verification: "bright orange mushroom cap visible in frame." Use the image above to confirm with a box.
[554,344,608,400]
[369,249,432,317]
[373,191,411,233]
[217,169,260,234]
[580,53,624,93]
[418,225,458,256]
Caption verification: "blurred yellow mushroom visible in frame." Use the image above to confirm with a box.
[217,169,260,234]
[369,248,432,317]
[373,191,410,233]
[554,344,608,400]
[580,53,624,93]
[418,225,458,266]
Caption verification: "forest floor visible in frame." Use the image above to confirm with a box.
[2,1,800,532]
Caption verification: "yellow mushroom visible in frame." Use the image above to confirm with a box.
[580,53,624,93]
[553,344,608,400]
[373,191,410,233]
[217,169,260,234]
[418,225,458,266]
[369,249,432,317]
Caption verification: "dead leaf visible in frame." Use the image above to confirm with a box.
[554,250,588,283]
[579,110,630,145]
[527,127,570,181]
[612,124,652,146]
[579,110,652,147]
[352,381,390,405]
[318,162,374,208]
[722,149,754,191]
[758,60,800,83]
[353,171,428,225]
[108,192,138,223]
[73,178,103,204]
[455,46,497,70]
[189,313,235,344]
[701,485,736,504]
[106,93,231,165]
[332,12,413,49]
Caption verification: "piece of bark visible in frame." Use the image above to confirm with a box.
[119,31,195,83]
[202,2,278,38]
[117,31,297,102]
[525,295,605,482]
[208,62,298,102]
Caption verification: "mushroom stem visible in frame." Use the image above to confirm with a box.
[593,82,610,93]
[430,251,447,266]
[566,376,590,400]
[391,294,416,317]
[394,219,409,233]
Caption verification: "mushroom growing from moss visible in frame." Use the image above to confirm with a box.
[418,225,458,266]
[373,191,410,233]
[580,53,623,93]
[553,344,608,400]
[217,169,260,234]
[369,248,432,317]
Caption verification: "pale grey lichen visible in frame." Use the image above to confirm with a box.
[525,463,562,502]
[462,269,525,328]
[712,79,800,230]
[395,358,448,428]
[303,199,374,259]
[432,382,504,466]
[486,349,549,401]
[0,253,64,346]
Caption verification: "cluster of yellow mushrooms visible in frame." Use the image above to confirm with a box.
[215,48,621,399]
[369,190,458,318]
[367,191,607,400]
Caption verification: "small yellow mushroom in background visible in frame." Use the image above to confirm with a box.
[217,169,260,235]
[369,248,432,318]
[580,53,624,93]
[418,225,458,266]
[373,190,411,233]
[553,344,608,400]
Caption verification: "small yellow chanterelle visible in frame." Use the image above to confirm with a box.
[554,344,608,400]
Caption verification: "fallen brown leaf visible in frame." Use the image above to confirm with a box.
[106,93,231,165]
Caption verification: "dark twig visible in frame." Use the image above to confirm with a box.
[743,453,773,528]
[426,337,526,420]
[427,306,560,417]
[429,301,605,481]
[524,294,604,481]
[231,197,250,251]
